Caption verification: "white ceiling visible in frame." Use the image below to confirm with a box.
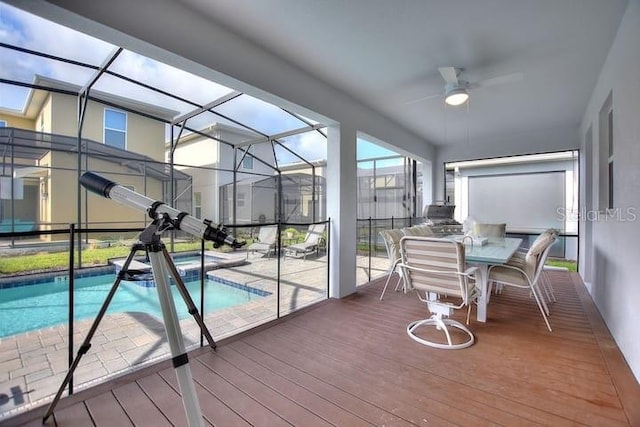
[175,0,628,147]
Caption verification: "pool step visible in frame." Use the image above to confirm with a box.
[109,258,152,272]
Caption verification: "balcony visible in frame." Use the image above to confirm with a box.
[4,269,639,426]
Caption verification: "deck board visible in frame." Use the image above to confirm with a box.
[111,382,171,427]
[5,271,640,426]
[227,340,412,426]
[84,392,132,427]
[137,372,193,427]
[50,402,93,426]
[214,346,373,427]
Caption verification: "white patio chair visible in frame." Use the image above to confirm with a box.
[497,228,559,304]
[399,236,479,350]
[284,223,326,260]
[246,225,278,258]
[378,228,405,301]
[488,231,557,331]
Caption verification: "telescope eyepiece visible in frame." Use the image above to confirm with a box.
[203,225,246,249]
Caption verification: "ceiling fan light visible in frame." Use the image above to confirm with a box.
[445,87,469,106]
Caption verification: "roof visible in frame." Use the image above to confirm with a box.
[19,75,179,121]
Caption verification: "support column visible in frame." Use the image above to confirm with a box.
[326,124,357,298]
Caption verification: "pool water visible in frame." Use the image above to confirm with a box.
[0,274,264,338]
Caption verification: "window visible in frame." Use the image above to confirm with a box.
[598,93,613,211]
[607,109,614,209]
[0,120,6,127]
[242,155,253,170]
[194,192,202,218]
[104,109,127,149]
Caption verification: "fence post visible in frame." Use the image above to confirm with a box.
[200,239,205,348]
[368,217,372,282]
[276,221,281,318]
[68,224,75,395]
[326,218,330,299]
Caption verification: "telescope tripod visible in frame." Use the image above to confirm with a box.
[43,220,216,426]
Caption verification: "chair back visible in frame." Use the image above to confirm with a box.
[400,236,468,299]
[380,229,405,267]
[303,223,325,245]
[257,225,278,244]
[523,230,557,280]
[530,234,558,283]
[402,225,433,237]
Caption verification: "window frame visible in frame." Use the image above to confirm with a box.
[241,155,254,170]
[194,191,202,219]
[607,108,614,210]
[103,108,127,150]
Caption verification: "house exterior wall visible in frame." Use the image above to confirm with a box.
[48,93,166,161]
[38,151,162,234]
[2,86,177,239]
[0,113,35,130]
[434,126,581,202]
[48,93,75,135]
[171,124,276,222]
[579,0,640,382]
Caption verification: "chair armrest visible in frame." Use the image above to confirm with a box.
[488,262,533,284]
[463,266,479,276]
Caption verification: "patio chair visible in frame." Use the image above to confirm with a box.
[401,225,434,237]
[499,228,559,304]
[378,228,406,301]
[284,223,326,260]
[399,236,479,349]
[488,230,557,331]
[246,225,278,258]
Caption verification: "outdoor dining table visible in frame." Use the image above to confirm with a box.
[447,236,523,322]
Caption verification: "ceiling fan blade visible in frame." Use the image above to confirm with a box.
[438,67,460,85]
[475,72,523,88]
[402,92,443,106]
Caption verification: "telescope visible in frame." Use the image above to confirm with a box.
[44,171,231,426]
[80,171,245,248]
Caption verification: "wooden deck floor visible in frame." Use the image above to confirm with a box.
[6,271,640,426]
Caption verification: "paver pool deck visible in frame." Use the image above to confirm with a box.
[0,253,387,420]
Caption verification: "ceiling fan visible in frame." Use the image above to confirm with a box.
[404,66,523,107]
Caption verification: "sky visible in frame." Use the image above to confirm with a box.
[0,2,401,166]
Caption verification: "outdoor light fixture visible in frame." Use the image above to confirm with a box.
[444,86,469,106]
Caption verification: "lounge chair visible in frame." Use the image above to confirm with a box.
[246,225,278,258]
[284,223,326,260]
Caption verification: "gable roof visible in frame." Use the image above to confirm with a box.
[16,75,179,122]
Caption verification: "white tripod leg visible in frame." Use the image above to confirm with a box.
[148,250,204,427]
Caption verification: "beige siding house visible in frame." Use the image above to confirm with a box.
[0,75,181,238]
[170,123,276,223]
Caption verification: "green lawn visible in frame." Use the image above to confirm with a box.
[0,241,204,275]
[547,259,577,272]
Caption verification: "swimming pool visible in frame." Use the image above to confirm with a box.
[0,273,268,338]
